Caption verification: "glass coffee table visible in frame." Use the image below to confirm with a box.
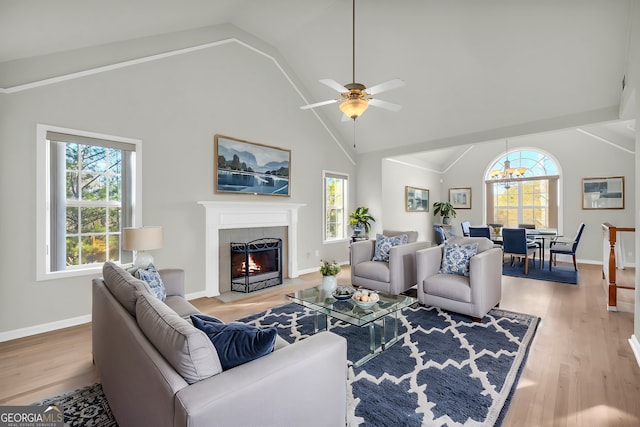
[287,286,417,367]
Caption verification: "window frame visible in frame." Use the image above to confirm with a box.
[36,124,142,281]
[322,170,349,244]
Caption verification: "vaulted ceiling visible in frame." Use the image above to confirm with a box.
[0,0,634,160]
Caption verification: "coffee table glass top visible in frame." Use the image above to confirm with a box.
[287,286,417,327]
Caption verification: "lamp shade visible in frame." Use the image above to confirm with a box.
[122,226,163,251]
[339,98,369,119]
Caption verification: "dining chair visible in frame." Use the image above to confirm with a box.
[549,223,585,271]
[518,224,543,262]
[501,228,539,274]
[433,225,447,245]
[469,226,491,239]
[461,221,471,237]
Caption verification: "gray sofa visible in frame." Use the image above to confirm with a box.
[350,230,430,294]
[92,262,347,427]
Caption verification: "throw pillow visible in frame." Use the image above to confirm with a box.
[191,314,278,371]
[134,263,166,302]
[440,241,478,276]
[372,233,409,262]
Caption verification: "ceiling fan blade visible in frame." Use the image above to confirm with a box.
[369,98,402,112]
[366,78,405,95]
[319,79,349,93]
[300,99,338,110]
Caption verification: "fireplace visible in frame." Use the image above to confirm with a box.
[198,201,304,297]
[230,238,282,293]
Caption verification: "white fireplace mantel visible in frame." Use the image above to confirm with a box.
[198,201,305,297]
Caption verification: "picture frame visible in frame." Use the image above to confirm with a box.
[449,187,472,209]
[582,176,624,209]
[214,134,291,196]
[405,186,429,212]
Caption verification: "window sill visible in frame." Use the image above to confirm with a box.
[323,238,349,245]
[36,263,133,282]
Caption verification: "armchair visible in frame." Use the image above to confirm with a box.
[416,237,502,320]
[350,230,430,294]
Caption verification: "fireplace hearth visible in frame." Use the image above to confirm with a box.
[230,238,283,293]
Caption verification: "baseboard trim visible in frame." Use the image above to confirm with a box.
[0,314,91,343]
[630,335,640,368]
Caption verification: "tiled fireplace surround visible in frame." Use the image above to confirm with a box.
[198,201,305,296]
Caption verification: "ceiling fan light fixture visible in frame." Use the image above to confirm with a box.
[339,98,369,119]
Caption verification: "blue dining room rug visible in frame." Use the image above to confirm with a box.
[240,303,540,426]
[502,259,578,284]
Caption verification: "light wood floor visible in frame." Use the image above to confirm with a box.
[1,263,638,427]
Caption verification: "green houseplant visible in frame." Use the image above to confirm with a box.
[433,201,457,225]
[320,259,340,292]
[349,206,376,236]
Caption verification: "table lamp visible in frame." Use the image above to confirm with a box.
[122,226,163,268]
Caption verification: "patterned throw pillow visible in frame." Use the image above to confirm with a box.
[440,241,478,276]
[372,233,409,262]
[135,263,167,301]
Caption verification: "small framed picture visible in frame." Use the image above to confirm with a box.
[582,176,624,209]
[449,187,471,209]
[405,186,429,212]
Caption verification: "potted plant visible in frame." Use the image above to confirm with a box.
[433,201,457,225]
[349,206,376,237]
[320,259,341,291]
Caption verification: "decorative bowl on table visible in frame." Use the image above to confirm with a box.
[352,289,380,309]
[332,286,355,300]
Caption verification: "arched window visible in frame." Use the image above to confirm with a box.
[485,148,559,228]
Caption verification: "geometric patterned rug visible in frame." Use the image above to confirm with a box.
[241,303,539,427]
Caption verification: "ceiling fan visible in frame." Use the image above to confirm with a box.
[300,0,405,121]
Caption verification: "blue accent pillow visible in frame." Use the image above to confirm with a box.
[134,263,166,301]
[440,241,478,276]
[372,233,409,262]
[191,314,277,370]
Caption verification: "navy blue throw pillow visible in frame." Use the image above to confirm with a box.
[190,314,277,370]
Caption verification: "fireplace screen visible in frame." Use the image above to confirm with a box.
[230,238,282,293]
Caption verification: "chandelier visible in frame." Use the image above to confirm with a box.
[490,140,526,189]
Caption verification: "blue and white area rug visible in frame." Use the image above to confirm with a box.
[241,303,539,427]
[502,260,578,284]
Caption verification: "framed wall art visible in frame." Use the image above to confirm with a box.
[214,134,291,196]
[405,186,429,212]
[582,176,624,209]
[449,187,472,209]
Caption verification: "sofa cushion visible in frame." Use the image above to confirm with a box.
[191,314,278,371]
[165,296,201,319]
[103,261,151,316]
[136,293,222,384]
[134,263,166,302]
[440,241,478,276]
[447,236,494,253]
[372,233,408,262]
[424,273,472,303]
[354,260,390,283]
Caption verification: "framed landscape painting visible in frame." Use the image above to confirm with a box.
[582,176,624,209]
[214,135,291,196]
[405,186,429,212]
[449,187,471,209]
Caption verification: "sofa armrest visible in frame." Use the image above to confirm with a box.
[416,246,444,290]
[159,269,185,297]
[387,241,431,294]
[174,331,347,427]
[469,247,503,308]
[351,240,375,265]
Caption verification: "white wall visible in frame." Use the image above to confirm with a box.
[381,159,441,242]
[0,26,355,335]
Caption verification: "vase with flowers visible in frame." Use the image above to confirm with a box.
[320,259,341,292]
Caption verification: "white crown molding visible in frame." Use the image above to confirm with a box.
[0,36,355,165]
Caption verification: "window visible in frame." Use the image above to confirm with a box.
[485,149,559,228]
[37,125,141,280]
[323,171,348,242]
